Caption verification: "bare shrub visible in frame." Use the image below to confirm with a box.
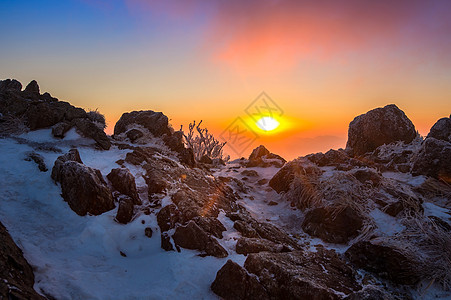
[180,120,229,161]
[0,113,28,135]
[87,109,106,130]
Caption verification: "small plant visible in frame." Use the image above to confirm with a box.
[0,113,28,135]
[87,109,106,130]
[180,120,229,161]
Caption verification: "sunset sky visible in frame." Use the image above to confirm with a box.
[1,0,451,159]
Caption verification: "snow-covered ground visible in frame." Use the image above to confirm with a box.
[0,130,246,299]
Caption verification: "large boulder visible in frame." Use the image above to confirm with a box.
[212,249,361,299]
[345,240,420,285]
[211,260,270,300]
[73,118,111,150]
[427,115,451,142]
[302,206,364,244]
[114,110,171,138]
[411,137,451,183]
[0,79,22,92]
[107,168,140,204]
[269,158,321,193]
[246,145,286,168]
[115,196,134,224]
[51,149,115,216]
[172,220,228,258]
[0,222,45,299]
[346,104,417,156]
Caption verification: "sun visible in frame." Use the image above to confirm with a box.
[256,116,280,131]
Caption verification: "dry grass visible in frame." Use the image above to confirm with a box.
[87,109,106,130]
[0,114,28,134]
[284,174,322,210]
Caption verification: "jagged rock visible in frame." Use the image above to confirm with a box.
[163,130,184,152]
[178,147,196,167]
[24,151,47,172]
[51,121,72,138]
[412,137,451,183]
[161,232,174,251]
[346,104,417,156]
[0,222,45,299]
[302,206,364,244]
[24,80,40,95]
[125,128,144,142]
[269,158,321,194]
[146,175,169,196]
[345,286,397,300]
[25,102,65,129]
[172,220,228,258]
[73,118,111,150]
[51,149,115,216]
[192,216,226,239]
[236,237,287,255]
[211,260,269,300]
[427,115,451,142]
[107,168,140,205]
[246,145,286,168]
[241,169,258,177]
[214,249,361,299]
[346,240,420,285]
[114,110,171,137]
[115,196,134,224]
[157,204,181,232]
[350,168,381,185]
[0,79,22,92]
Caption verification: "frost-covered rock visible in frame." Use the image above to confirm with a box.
[246,145,286,168]
[269,158,321,194]
[346,104,417,156]
[0,222,45,299]
[235,237,286,255]
[107,167,140,205]
[114,110,171,138]
[51,149,115,216]
[427,115,451,142]
[302,205,364,244]
[345,240,420,285]
[115,195,134,224]
[411,137,451,183]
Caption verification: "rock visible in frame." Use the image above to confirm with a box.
[51,149,115,216]
[346,104,417,156]
[0,79,22,92]
[241,170,258,177]
[24,80,40,95]
[172,220,228,258]
[199,155,213,164]
[350,168,381,185]
[163,130,185,152]
[269,158,321,193]
[125,128,144,142]
[345,286,396,300]
[161,232,174,251]
[144,227,153,238]
[73,118,111,150]
[178,147,196,167]
[24,151,47,172]
[211,260,269,300]
[115,196,134,224]
[246,145,286,168]
[236,237,286,255]
[268,201,278,206]
[0,222,46,299]
[192,216,226,239]
[346,240,420,285]
[51,121,72,138]
[257,178,268,185]
[302,206,364,244]
[107,168,141,205]
[114,110,172,137]
[307,149,350,167]
[412,137,451,183]
[25,102,65,129]
[427,116,451,142]
[239,249,361,299]
[157,204,181,232]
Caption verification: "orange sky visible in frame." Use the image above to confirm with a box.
[1,0,450,160]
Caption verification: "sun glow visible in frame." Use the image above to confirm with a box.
[256,116,280,131]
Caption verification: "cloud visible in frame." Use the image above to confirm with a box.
[124,0,451,73]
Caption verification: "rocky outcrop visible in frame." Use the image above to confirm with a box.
[0,222,45,299]
[346,104,417,156]
[212,248,361,299]
[0,79,110,149]
[412,116,451,183]
[114,110,171,137]
[269,158,321,194]
[246,145,286,168]
[51,149,115,216]
[346,240,420,285]
[302,206,364,244]
[211,260,269,300]
[107,168,140,205]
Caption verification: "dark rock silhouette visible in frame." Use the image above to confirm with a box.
[346,104,417,156]
[114,110,171,137]
[0,222,45,299]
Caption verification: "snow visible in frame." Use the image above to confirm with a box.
[382,172,426,187]
[0,134,230,299]
[423,202,451,221]
[369,209,405,236]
